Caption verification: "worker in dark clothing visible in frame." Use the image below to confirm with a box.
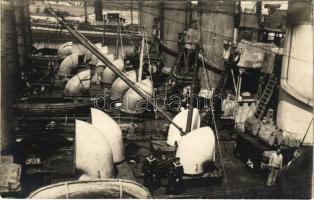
[165,157,184,194]
[142,153,157,192]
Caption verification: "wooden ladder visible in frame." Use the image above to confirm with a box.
[253,75,278,119]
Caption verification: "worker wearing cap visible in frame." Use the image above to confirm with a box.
[267,148,283,186]
[166,157,184,194]
[142,153,157,192]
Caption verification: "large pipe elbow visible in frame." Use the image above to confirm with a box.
[166,108,200,146]
[64,69,91,96]
[110,70,137,100]
[121,79,153,114]
[100,58,124,85]
[176,127,215,175]
[75,120,114,179]
[57,41,73,58]
[58,53,84,77]
[91,108,124,163]
[90,46,109,65]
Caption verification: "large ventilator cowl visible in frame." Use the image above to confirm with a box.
[64,69,91,96]
[101,59,124,85]
[176,126,216,175]
[91,46,109,65]
[91,108,125,163]
[71,44,92,61]
[57,41,73,58]
[95,54,115,71]
[166,108,200,146]
[75,120,114,179]
[121,79,153,114]
[57,42,91,59]
[58,53,84,77]
[110,70,137,100]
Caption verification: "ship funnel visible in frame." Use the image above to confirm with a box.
[75,120,114,179]
[91,108,125,163]
[64,69,90,96]
[58,53,85,77]
[121,79,153,114]
[110,70,137,101]
[176,126,215,175]
[166,108,200,146]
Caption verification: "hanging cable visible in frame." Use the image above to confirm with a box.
[200,45,230,193]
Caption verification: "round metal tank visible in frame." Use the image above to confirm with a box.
[100,58,124,85]
[166,108,200,146]
[64,69,90,96]
[277,1,313,146]
[110,70,137,101]
[91,108,124,163]
[75,120,114,179]
[161,0,187,68]
[58,53,83,77]
[176,126,215,175]
[121,79,153,114]
[199,1,234,89]
[1,0,19,152]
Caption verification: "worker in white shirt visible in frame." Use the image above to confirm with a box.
[267,148,283,186]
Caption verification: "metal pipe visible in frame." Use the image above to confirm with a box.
[24,0,32,55]
[130,0,133,24]
[84,0,88,23]
[186,44,200,133]
[138,31,145,81]
[47,8,186,134]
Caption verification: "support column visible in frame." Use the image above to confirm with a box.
[14,0,28,69]
[1,1,19,153]
[24,0,32,56]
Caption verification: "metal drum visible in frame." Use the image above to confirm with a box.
[277,1,313,146]
[199,1,234,89]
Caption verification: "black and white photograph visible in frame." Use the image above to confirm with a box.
[0,0,313,199]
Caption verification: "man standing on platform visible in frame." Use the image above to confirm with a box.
[267,148,283,186]
[166,157,184,194]
[142,152,157,192]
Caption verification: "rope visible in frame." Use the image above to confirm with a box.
[119,20,124,58]
[298,118,313,148]
[200,47,230,194]
[64,182,69,199]
[118,179,123,198]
